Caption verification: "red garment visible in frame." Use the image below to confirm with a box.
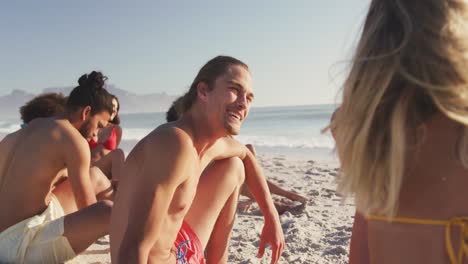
[88,126,118,151]
[174,221,205,264]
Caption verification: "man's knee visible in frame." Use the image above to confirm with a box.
[90,167,111,193]
[98,199,113,208]
[90,166,103,178]
[81,200,113,231]
[90,167,107,182]
[220,157,245,185]
[95,200,113,217]
[204,157,245,187]
[111,148,125,161]
[245,144,257,156]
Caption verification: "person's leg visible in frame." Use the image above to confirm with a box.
[90,166,115,200]
[53,166,113,214]
[266,181,308,203]
[49,167,114,255]
[22,167,114,263]
[93,148,125,181]
[110,149,125,182]
[241,180,307,203]
[24,200,113,262]
[92,148,112,176]
[205,185,242,263]
[243,144,308,204]
[62,200,113,254]
[184,157,245,260]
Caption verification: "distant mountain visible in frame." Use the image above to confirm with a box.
[0,86,178,118]
[0,89,36,118]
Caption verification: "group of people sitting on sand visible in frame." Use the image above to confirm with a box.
[3,0,468,263]
[0,56,308,263]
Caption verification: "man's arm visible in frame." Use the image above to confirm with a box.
[203,136,247,164]
[242,149,285,264]
[205,137,285,264]
[205,137,278,221]
[117,129,194,263]
[64,132,97,208]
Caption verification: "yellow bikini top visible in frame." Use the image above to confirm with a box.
[367,215,468,264]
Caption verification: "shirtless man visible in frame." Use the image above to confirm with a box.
[18,91,123,187]
[166,97,308,214]
[111,56,284,263]
[0,71,114,263]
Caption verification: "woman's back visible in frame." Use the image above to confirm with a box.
[332,1,468,263]
[368,113,468,263]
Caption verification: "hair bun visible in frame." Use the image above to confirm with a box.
[77,71,108,90]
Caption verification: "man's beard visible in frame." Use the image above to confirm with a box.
[79,119,93,139]
[224,119,240,135]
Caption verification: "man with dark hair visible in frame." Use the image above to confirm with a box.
[20,92,67,124]
[0,71,115,263]
[111,56,284,264]
[166,96,183,123]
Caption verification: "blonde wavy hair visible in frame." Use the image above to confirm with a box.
[332,0,468,216]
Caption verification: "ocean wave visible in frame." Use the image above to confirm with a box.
[0,121,336,152]
[0,121,20,133]
[235,135,335,150]
[121,128,336,150]
[121,128,153,140]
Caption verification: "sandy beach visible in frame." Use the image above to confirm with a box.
[68,153,354,264]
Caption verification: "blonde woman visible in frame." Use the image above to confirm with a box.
[331,1,468,263]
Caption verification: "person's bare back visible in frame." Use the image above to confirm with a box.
[332,1,468,263]
[367,114,468,264]
[111,56,284,264]
[0,71,117,263]
[0,118,90,233]
[111,123,204,263]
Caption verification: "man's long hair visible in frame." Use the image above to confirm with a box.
[179,56,248,113]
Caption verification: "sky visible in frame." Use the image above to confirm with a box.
[0,0,370,107]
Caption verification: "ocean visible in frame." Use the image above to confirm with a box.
[0,104,338,162]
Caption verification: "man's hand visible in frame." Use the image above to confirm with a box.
[257,216,285,264]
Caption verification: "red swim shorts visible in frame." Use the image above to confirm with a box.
[174,221,205,264]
